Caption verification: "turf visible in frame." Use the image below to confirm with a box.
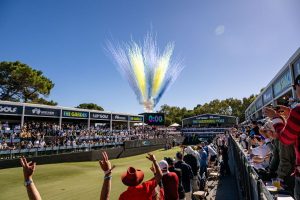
[0,147,180,200]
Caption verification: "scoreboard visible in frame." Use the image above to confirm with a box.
[141,113,165,126]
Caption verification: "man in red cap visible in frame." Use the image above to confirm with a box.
[98,151,163,200]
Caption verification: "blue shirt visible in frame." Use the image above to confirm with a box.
[199,150,208,167]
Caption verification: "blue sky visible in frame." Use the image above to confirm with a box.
[0,0,300,114]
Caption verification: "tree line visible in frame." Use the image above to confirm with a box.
[0,61,103,111]
[158,95,256,126]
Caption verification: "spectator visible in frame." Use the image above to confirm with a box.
[20,156,42,200]
[264,87,300,200]
[198,146,208,178]
[250,121,260,136]
[207,141,218,165]
[250,136,271,171]
[119,153,163,200]
[220,140,230,175]
[277,142,296,195]
[175,152,193,200]
[165,157,185,200]
[183,146,199,192]
[158,160,179,200]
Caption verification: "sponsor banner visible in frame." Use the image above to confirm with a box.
[250,105,256,114]
[0,104,23,115]
[255,97,263,110]
[124,138,167,149]
[273,69,292,97]
[293,57,300,78]
[193,118,225,124]
[142,113,165,126]
[62,110,88,118]
[25,106,60,117]
[112,114,128,121]
[90,112,111,120]
[263,87,273,104]
[187,114,236,125]
[128,116,143,122]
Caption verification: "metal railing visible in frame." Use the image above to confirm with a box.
[229,134,274,200]
[0,142,123,160]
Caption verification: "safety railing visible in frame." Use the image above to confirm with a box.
[229,134,274,200]
[0,142,123,160]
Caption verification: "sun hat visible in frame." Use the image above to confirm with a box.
[121,167,144,187]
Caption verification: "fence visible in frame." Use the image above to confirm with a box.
[229,134,274,200]
[0,142,123,160]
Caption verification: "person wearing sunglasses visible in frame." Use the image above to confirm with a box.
[263,74,300,200]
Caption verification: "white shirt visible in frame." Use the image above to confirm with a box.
[240,133,247,140]
[208,144,217,156]
[34,140,39,147]
[251,144,270,158]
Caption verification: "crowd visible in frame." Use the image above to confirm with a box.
[19,132,230,200]
[0,121,177,152]
[231,75,300,200]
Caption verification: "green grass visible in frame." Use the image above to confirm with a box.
[0,147,180,200]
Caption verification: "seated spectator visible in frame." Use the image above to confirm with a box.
[239,132,248,149]
[250,136,271,170]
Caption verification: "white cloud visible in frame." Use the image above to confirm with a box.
[215,25,225,36]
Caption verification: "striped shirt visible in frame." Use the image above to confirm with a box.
[272,105,300,167]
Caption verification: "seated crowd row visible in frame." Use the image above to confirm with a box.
[233,102,300,199]
[0,121,178,151]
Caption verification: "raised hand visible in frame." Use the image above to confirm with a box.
[263,107,279,119]
[20,156,36,180]
[99,151,115,174]
[146,153,157,162]
[277,105,291,119]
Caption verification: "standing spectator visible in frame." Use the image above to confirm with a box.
[264,75,300,200]
[277,142,296,195]
[183,146,199,192]
[220,140,230,175]
[207,141,218,165]
[198,146,208,178]
[119,153,163,200]
[20,156,42,200]
[264,104,300,199]
[165,157,185,200]
[158,160,179,200]
[175,152,193,200]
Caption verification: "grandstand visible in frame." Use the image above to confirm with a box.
[245,48,300,120]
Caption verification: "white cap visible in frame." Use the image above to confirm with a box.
[158,160,169,170]
[158,160,169,175]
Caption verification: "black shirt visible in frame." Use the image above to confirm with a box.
[174,160,193,193]
[169,166,185,199]
[183,154,199,176]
